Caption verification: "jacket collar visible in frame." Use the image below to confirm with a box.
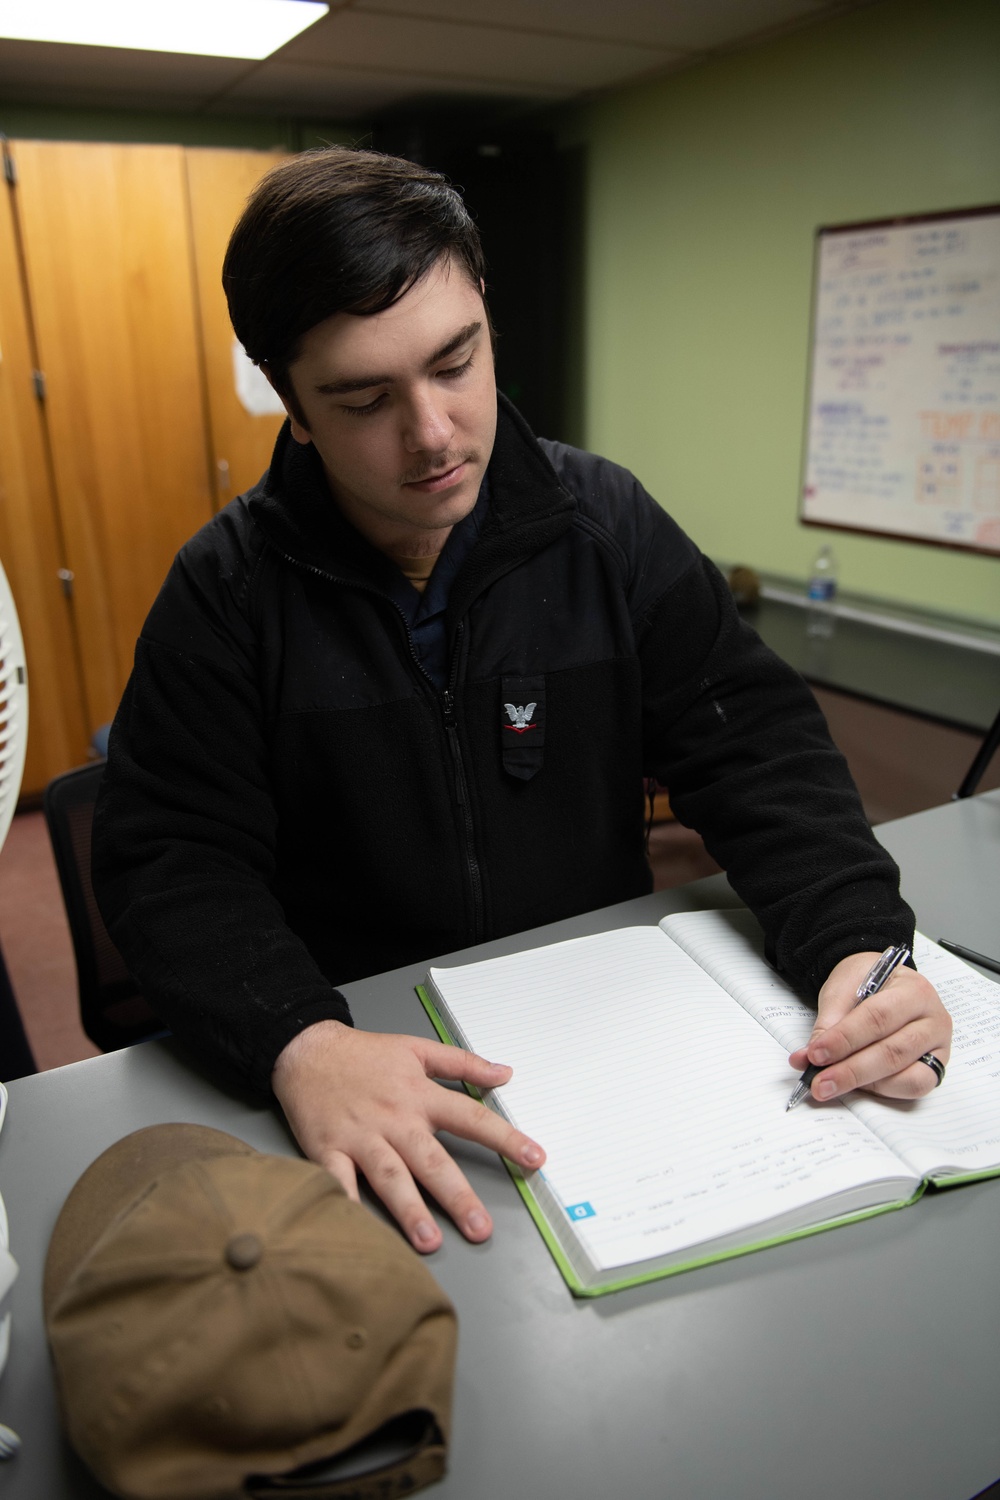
[246,393,575,602]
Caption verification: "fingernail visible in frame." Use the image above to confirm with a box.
[413,1220,438,1247]
[467,1210,489,1234]
[522,1145,543,1167]
[812,1045,830,1064]
[815,1077,837,1100]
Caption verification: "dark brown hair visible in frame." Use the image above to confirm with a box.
[222,146,487,409]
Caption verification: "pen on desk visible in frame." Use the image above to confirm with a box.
[785,944,911,1112]
[937,939,1000,978]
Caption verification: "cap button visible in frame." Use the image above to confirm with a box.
[225,1233,264,1270]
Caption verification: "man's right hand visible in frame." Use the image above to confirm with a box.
[271,1020,545,1253]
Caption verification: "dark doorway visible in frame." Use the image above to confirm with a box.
[371,115,585,447]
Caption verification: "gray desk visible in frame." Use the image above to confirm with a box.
[3,794,1000,1500]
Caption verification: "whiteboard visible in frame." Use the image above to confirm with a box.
[800,206,1000,555]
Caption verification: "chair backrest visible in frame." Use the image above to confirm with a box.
[43,763,162,1052]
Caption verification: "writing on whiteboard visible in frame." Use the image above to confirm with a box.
[801,209,1000,553]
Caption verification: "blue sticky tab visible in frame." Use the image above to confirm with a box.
[565,1201,596,1220]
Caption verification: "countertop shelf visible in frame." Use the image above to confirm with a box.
[744,595,1000,733]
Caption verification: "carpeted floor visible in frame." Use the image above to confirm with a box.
[0,810,99,1075]
[0,809,719,1079]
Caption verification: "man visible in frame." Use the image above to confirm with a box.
[93,147,950,1255]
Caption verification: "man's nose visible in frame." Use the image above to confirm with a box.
[402,388,454,453]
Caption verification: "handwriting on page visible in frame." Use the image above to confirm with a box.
[659,911,1000,1184]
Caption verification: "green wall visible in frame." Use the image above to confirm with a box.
[571,0,1000,627]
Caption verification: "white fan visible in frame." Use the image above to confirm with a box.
[0,559,25,1457]
[0,557,28,857]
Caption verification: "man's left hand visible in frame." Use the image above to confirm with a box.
[787,951,952,1102]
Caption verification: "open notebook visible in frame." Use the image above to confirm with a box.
[418,909,1000,1295]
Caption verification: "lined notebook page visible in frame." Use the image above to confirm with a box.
[660,908,816,1053]
[661,910,1000,1183]
[428,927,914,1274]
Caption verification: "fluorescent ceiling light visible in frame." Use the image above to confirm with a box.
[0,0,329,60]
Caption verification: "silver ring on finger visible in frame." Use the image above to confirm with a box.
[917,1052,945,1087]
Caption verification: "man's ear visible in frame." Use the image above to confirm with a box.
[261,363,312,446]
[286,413,313,447]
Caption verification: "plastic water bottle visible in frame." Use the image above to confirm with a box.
[806,544,837,638]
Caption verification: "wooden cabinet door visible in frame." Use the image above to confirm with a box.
[10,140,216,732]
[0,167,90,795]
[185,148,289,508]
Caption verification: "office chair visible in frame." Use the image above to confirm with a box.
[0,557,36,1079]
[42,763,163,1053]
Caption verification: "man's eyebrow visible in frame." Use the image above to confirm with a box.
[313,320,482,397]
[428,320,482,366]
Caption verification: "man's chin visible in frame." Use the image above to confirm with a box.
[415,486,479,527]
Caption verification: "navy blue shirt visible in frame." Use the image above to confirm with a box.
[382,476,489,691]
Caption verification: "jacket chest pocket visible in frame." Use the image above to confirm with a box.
[501,675,545,780]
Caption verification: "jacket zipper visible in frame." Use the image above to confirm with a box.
[440,622,484,943]
[274,550,485,943]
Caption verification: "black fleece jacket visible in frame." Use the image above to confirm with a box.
[92,396,915,1094]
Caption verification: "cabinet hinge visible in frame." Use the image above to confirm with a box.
[57,568,75,600]
[2,144,15,187]
[32,369,46,401]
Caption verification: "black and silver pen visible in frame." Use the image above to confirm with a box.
[937,939,1000,978]
[785,944,911,1112]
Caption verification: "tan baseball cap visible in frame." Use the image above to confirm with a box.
[43,1124,457,1499]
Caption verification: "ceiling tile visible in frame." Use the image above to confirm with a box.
[350,0,838,50]
[213,58,559,117]
[207,63,415,117]
[0,38,247,107]
[277,8,686,92]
